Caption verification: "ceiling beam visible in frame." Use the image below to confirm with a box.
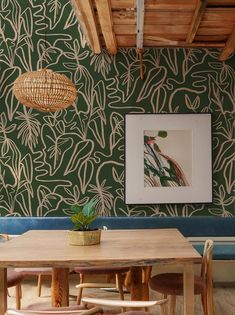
[95,0,117,54]
[219,28,235,61]
[70,0,101,53]
[136,0,145,50]
[145,36,179,45]
[186,0,208,43]
[136,0,145,80]
[115,35,225,47]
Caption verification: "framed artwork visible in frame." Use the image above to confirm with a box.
[125,113,212,204]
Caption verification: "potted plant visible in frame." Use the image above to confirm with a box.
[68,199,101,246]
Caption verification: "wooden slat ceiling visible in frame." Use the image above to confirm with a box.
[71,0,235,61]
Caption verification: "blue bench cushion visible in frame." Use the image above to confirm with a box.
[194,244,235,260]
[0,217,235,237]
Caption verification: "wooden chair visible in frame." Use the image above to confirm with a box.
[15,263,128,303]
[149,239,214,315]
[0,234,24,310]
[72,266,129,304]
[0,233,52,298]
[82,297,168,315]
[14,268,52,297]
[6,297,168,315]
[6,306,103,315]
[14,266,129,304]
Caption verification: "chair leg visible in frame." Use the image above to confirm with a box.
[201,292,207,315]
[15,284,22,310]
[160,303,167,315]
[77,273,85,304]
[106,274,113,283]
[116,273,126,313]
[37,274,43,297]
[169,295,176,315]
[124,270,131,290]
[142,266,152,284]
[116,274,125,300]
[206,282,215,315]
[159,294,168,315]
[77,287,84,305]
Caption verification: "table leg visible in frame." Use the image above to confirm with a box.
[129,266,149,301]
[51,268,69,307]
[183,264,194,315]
[0,268,7,315]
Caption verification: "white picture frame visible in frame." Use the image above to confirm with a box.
[125,113,212,204]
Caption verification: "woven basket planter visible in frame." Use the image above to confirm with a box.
[13,69,77,112]
[68,230,101,246]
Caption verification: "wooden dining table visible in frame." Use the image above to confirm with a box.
[0,228,201,315]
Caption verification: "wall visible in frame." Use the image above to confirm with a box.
[0,0,234,217]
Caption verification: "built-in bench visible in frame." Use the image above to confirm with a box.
[0,216,234,235]
[189,237,235,260]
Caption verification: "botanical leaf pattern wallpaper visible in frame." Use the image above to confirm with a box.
[0,0,234,217]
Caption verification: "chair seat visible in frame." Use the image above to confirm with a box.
[149,273,205,296]
[24,304,86,311]
[22,303,152,315]
[7,270,24,288]
[24,305,152,315]
[14,267,52,275]
[73,266,129,275]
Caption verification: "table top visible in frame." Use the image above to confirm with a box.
[0,229,201,268]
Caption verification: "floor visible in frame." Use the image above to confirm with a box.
[7,274,235,315]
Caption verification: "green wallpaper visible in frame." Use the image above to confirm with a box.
[0,0,234,217]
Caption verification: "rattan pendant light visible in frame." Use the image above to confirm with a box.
[13,69,77,112]
[13,5,77,113]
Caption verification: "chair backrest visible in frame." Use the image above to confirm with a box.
[201,239,214,280]
[201,240,215,315]
[6,307,103,315]
[0,233,10,241]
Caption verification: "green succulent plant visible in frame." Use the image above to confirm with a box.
[70,199,97,231]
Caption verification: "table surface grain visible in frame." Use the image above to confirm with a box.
[0,229,201,268]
